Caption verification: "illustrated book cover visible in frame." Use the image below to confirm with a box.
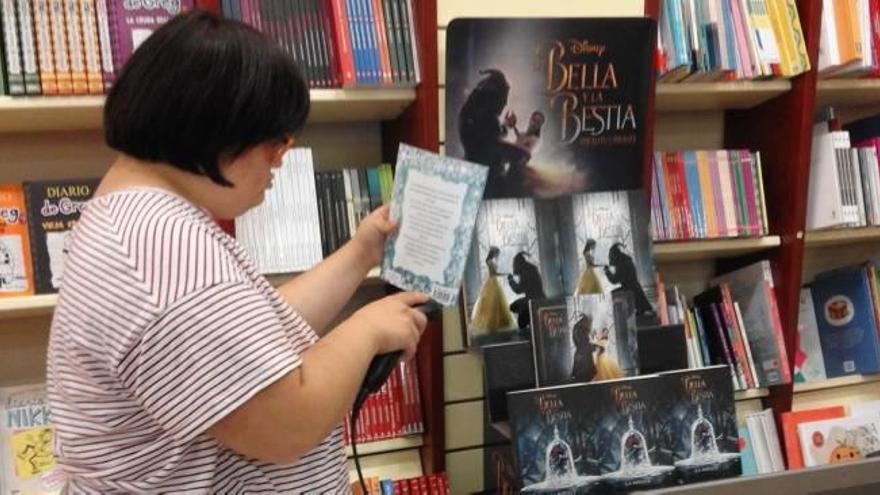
[464,189,658,347]
[445,18,656,199]
[530,293,638,388]
[0,383,62,495]
[23,179,99,294]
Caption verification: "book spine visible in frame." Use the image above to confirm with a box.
[3,0,26,95]
[79,0,102,94]
[93,0,113,90]
[696,150,718,238]
[371,0,390,84]
[32,0,58,94]
[683,151,706,238]
[381,0,398,83]
[14,0,41,93]
[710,302,744,389]
[720,284,755,388]
[318,0,339,87]
[402,0,417,82]
[764,280,792,383]
[739,150,760,236]
[329,0,354,86]
[49,0,73,94]
[361,0,378,83]
[63,0,87,93]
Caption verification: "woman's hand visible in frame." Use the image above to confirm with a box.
[351,204,396,269]
[350,292,430,360]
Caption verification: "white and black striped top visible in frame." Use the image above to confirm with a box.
[47,188,348,494]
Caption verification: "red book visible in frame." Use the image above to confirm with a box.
[871,0,880,77]
[320,0,341,87]
[782,406,846,469]
[720,283,756,388]
[329,0,356,85]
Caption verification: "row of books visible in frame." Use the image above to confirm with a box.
[0,180,97,297]
[222,0,420,88]
[651,150,769,242]
[796,262,880,381]
[234,148,394,274]
[313,165,394,257]
[656,0,811,82]
[350,473,449,495]
[343,359,423,445]
[817,0,880,78]
[508,365,741,492]
[0,0,192,96]
[658,260,791,390]
[780,401,880,470]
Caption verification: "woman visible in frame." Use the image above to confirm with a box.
[471,246,513,333]
[46,10,428,493]
[574,238,602,295]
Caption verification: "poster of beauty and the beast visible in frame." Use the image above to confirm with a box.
[447,18,658,347]
[445,18,656,200]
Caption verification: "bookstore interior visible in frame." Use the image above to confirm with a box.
[6,0,880,493]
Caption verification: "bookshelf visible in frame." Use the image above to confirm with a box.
[793,374,880,394]
[0,0,445,485]
[654,236,782,262]
[816,79,880,107]
[0,89,418,133]
[0,269,385,320]
[804,227,880,247]
[656,81,792,112]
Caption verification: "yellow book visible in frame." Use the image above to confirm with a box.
[767,0,795,76]
[782,0,811,73]
[834,0,861,65]
[696,151,717,238]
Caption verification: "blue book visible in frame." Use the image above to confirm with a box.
[366,167,383,210]
[738,426,758,476]
[360,0,380,84]
[810,266,880,378]
[683,151,705,238]
[346,0,365,84]
[381,144,488,306]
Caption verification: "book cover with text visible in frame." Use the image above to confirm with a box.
[445,18,656,199]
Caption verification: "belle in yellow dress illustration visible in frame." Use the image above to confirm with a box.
[592,326,623,381]
[471,246,514,332]
[575,238,602,295]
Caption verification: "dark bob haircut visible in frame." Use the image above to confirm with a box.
[104,9,310,186]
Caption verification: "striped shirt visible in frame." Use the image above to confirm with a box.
[47,187,349,494]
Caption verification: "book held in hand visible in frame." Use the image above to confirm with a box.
[381,144,488,306]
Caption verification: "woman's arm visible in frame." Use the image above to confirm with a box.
[207,291,428,464]
[276,205,395,335]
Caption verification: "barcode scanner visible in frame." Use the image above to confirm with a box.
[350,300,440,493]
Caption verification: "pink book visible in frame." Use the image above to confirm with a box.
[729,0,754,79]
[739,150,760,236]
[710,151,728,237]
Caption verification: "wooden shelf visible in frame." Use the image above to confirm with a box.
[0,294,58,319]
[816,79,880,108]
[655,81,791,112]
[794,374,880,394]
[653,236,781,262]
[0,89,416,133]
[345,435,423,457]
[736,388,769,401]
[0,268,382,320]
[805,227,880,247]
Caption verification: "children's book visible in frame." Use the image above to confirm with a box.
[0,383,63,494]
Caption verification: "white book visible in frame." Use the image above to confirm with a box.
[235,148,323,274]
[868,148,880,225]
[717,151,738,237]
[818,0,840,72]
[0,383,62,495]
[807,125,848,229]
[760,408,786,471]
[798,415,880,467]
[746,413,773,473]
[850,400,880,418]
